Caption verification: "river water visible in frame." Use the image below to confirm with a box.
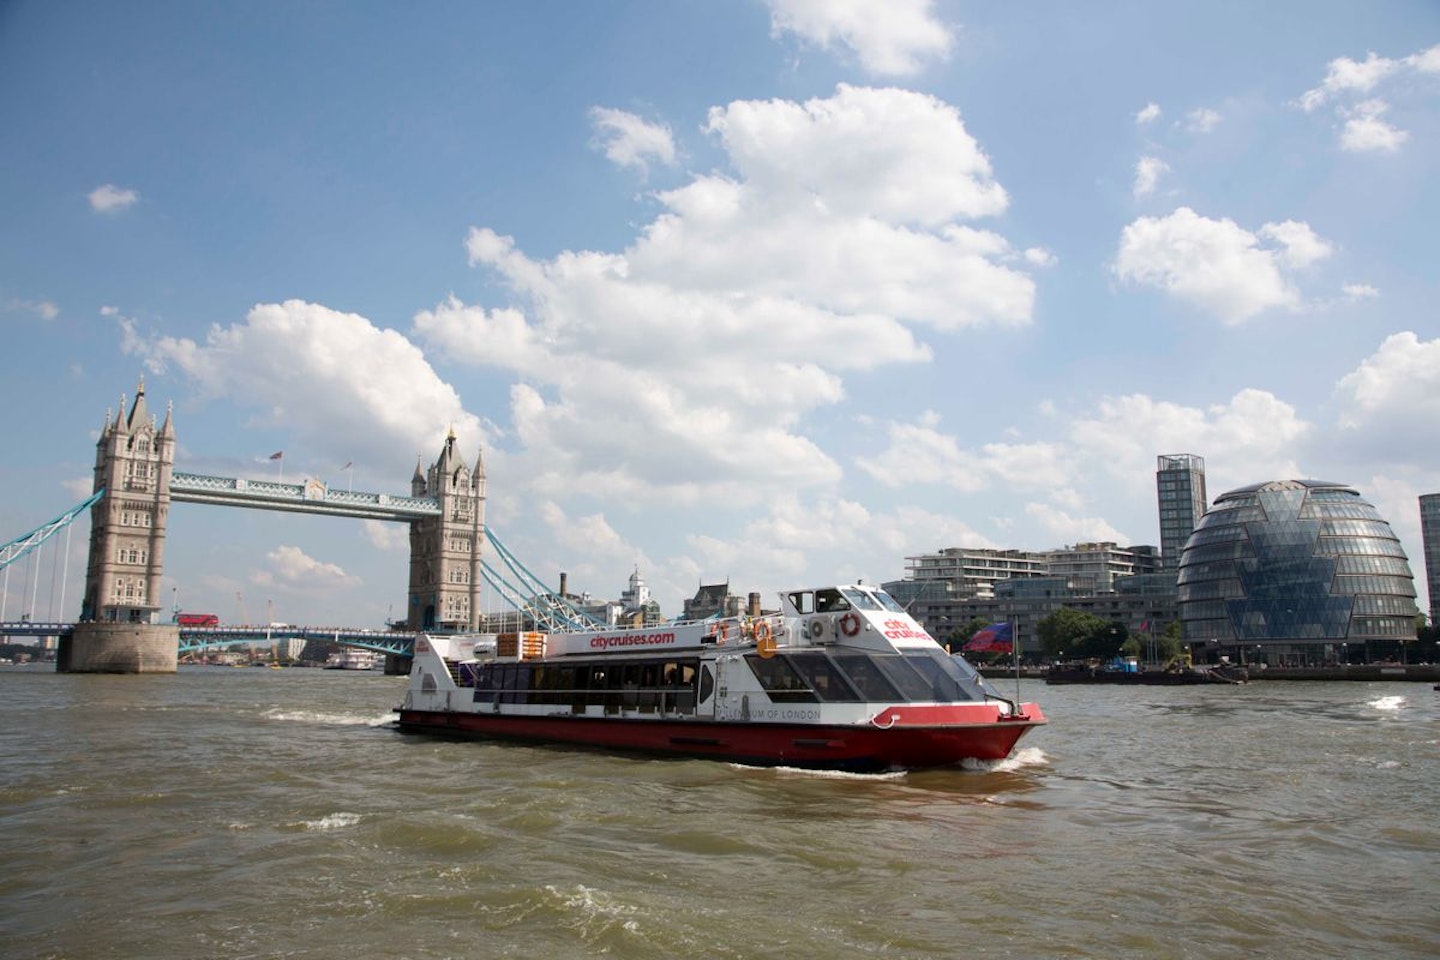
[1,665,1435,960]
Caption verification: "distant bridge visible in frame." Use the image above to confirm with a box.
[0,620,420,656]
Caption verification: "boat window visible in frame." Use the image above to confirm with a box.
[903,650,986,702]
[872,589,907,613]
[814,588,850,613]
[839,587,883,611]
[744,654,819,703]
[830,653,902,701]
[784,652,861,702]
[867,654,935,701]
[787,591,815,614]
[699,664,715,704]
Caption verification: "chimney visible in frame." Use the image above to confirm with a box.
[559,572,568,599]
[748,592,761,616]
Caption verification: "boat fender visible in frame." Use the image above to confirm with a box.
[839,612,861,637]
[807,619,825,640]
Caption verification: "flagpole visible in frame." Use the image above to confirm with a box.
[1012,613,1021,709]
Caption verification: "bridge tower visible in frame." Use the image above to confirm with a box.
[62,380,180,672]
[406,428,484,631]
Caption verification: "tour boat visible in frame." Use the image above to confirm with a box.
[395,584,1046,772]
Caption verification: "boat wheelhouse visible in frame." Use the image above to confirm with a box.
[396,583,1045,772]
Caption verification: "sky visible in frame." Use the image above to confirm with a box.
[2,0,1438,627]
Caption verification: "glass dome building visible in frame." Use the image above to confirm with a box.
[1177,479,1418,665]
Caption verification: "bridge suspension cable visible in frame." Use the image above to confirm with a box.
[483,529,608,631]
[1,490,102,574]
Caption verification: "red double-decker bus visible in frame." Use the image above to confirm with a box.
[176,612,220,627]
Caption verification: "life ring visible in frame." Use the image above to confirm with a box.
[757,635,777,659]
[754,620,773,644]
[716,622,729,644]
[840,612,862,637]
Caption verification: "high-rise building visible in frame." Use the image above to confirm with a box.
[1421,493,1440,627]
[1156,454,1207,574]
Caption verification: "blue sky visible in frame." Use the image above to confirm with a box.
[2,0,1437,626]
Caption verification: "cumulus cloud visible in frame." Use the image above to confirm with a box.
[1025,502,1129,545]
[1297,43,1440,151]
[250,545,359,589]
[1135,102,1161,124]
[856,411,1074,496]
[1334,332,1440,448]
[118,299,485,476]
[1133,156,1169,198]
[1113,207,1334,323]
[416,85,1036,507]
[1339,99,1410,153]
[588,107,677,175]
[766,0,953,76]
[88,184,139,213]
[1342,282,1380,300]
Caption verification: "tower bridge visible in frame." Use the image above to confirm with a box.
[0,381,595,673]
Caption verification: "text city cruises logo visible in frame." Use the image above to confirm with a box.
[588,631,678,650]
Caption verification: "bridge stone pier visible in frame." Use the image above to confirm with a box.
[60,622,180,673]
[58,381,483,674]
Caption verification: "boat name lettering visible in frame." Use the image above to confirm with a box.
[589,632,677,650]
[881,618,929,640]
[751,707,820,721]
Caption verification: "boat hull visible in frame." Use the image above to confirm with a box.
[394,708,1042,772]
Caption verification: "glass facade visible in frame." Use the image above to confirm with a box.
[1178,480,1418,662]
[1157,454,1207,574]
[1421,493,1440,627]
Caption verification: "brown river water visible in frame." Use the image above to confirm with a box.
[1,665,1436,959]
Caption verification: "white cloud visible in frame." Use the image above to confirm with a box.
[1342,283,1380,300]
[1297,44,1439,150]
[416,85,1036,508]
[1334,332,1440,446]
[1299,50,1407,111]
[1024,502,1129,545]
[767,0,953,77]
[1069,390,1311,497]
[88,183,139,213]
[1132,155,1169,198]
[1135,102,1161,124]
[1024,247,1057,268]
[251,545,359,589]
[856,412,1074,496]
[361,520,409,552]
[588,107,677,175]
[1339,99,1410,153]
[1185,108,1222,133]
[1113,207,1333,323]
[118,300,485,477]
[4,298,59,320]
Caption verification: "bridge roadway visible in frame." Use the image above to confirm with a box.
[169,472,441,521]
[0,621,419,657]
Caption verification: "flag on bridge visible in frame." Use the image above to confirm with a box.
[268,451,284,460]
[963,621,1013,653]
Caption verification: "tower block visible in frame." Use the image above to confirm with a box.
[407,428,485,631]
[61,381,180,672]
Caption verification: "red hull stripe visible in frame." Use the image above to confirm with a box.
[395,710,1042,771]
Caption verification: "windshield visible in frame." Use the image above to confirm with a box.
[871,589,907,613]
[839,587,884,611]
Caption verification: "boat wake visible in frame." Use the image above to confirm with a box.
[263,707,395,727]
[962,746,1048,773]
[744,764,909,781]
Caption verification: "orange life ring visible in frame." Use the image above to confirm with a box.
[754,620,773,644]
[716,622,729,644]
[840,612,862,637]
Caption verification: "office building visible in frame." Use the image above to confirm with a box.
[1156,454,1207,574]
